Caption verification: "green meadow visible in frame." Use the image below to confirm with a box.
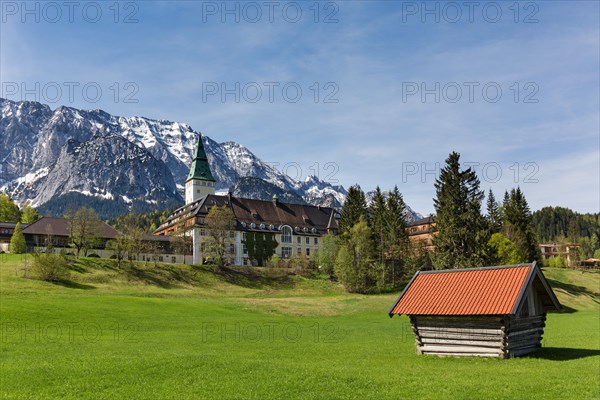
[1,254,598,399]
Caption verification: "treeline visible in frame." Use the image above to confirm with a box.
[318,185,428,293]
[532,207,600,259]
[0,194,41,224]
[326,152,543,294]
[109,208,175,233]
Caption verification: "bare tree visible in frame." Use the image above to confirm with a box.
[204,205,236,270]
[125,226,147,264]
[172,226,193,264]
[65,207,103,257]
[106,234,128,268]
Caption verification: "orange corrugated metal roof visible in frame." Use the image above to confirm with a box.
[389,264,535,316]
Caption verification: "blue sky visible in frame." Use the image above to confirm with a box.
[1,1,598,214]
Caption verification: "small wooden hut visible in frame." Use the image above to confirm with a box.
[388,262,561,358]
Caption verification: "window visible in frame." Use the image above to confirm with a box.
[306,248,310,257]
[243,244,248,255]
[281,247,292,258]
[159,256,164,262]
[281,226,292,243]
[297,247,302,256]
[242,232,247,240]
[230,244,235,254]
[305,237,310,245]
[314,238,318,245]
[297,236,301,244]
[171,257,176,263]
[243,258,248,266]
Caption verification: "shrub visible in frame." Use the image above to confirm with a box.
[31,253,69,282]
[87,253,100,258]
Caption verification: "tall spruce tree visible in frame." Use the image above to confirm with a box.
[383,186,408,286]
[502,187,541,263]
[369,186,387,264]
[486,189,502,234]
[339,184,367,236]
[432,152,488,269]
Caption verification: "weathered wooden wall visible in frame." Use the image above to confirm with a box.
[411,314,546,358]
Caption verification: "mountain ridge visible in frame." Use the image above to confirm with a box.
[0,98,422,221]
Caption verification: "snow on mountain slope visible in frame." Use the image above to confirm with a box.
[0,98,423,218]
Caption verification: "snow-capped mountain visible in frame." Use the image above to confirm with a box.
[0,99,350,217]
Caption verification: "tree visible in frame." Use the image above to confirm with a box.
[432,152,489,269]
[369,186,387,264]
[20,202,41,224]
[334,217,374,293]
[172,227,193,264]
[339,184,367,236]
[488,233,521,265]
[486,189,502,234]
[318,234,339,278]
[245,232,278,266]
[65,207,103,257]
[10,222,26,254]
[502,188,541,263]
[106,234,128,268]
[125,226,147,263]
[204,205,235,270]
[0,194,21,222]
[383,186,409,286]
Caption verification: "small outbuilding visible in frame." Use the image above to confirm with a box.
[388,262,561,358]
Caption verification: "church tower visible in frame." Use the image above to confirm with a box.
[185,135,215,204]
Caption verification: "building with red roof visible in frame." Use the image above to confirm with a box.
[389,262,561,358]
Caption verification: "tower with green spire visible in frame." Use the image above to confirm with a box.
[185,135,215,204]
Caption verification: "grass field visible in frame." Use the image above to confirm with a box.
[1,254,599,399]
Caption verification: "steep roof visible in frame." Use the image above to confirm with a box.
[186,135,215,183]
[388,263,561,316]
[21,217,119,239]
[156,194,338,234]
[407,215,434,227]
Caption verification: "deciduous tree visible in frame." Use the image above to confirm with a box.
[204,205,236,270]
[65,207,103,257]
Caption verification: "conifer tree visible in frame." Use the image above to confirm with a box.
[486,189,502,233]
[432,152,488,269]
[339,184,367,236]
[10,222,26,254]
[502,187,541,263]
[384,186,408,286]
[369,186,386,264]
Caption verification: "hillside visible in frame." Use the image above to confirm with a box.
[1,256,598,399]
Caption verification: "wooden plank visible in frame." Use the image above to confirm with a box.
[416,320,504,328]
[509,346,540,357]
[422,351,502,358]
[507,327,544,337]
[420,338,503,347]
[417,326,504,335]
[420,344,504,354]
[418,331,504,341]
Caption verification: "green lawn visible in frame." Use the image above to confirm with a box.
[1,254,599,399]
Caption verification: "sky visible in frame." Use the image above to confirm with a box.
[1,0,598,215]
